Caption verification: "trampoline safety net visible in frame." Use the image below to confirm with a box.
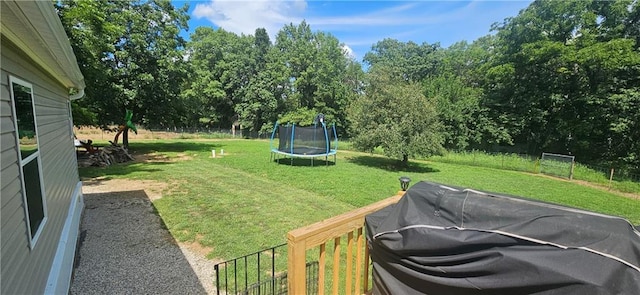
[270,122,338,165]
[277,125,334,155]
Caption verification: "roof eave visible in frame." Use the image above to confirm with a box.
[1,1,85,97]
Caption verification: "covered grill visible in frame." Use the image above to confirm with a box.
[365,181,640,294]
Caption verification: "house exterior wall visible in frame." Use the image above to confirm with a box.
[1,37,82,294]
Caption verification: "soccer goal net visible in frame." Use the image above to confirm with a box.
[540,152,575,179]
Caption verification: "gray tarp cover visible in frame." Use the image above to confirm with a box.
[365,181,640,295]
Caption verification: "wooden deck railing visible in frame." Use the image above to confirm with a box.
[287,191,405,294]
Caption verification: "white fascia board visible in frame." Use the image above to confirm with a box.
[1,1,85,95]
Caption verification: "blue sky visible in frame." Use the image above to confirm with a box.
[172,0,532,60]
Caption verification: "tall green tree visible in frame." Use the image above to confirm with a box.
[183,27,254,128]
[428,38,511,150]
[423,74,489,151]
[606,88,640,172]
[486,0,640,172]
[274,21,356,131]
[348,65,444,165]
[364,37,507,150]
[363,38,440,81]
[235,28,288,134]
[57,0,190,129]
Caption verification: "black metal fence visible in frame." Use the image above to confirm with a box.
[238,261,319,295]
[214,244,318,295]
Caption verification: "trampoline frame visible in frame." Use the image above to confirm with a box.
[269,121,338,166]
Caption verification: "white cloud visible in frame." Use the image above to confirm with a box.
[192,0,307,37]
[341,44,355,59]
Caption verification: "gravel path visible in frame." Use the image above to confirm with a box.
[70,186,212,294]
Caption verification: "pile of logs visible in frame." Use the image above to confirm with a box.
[78,144,134,167]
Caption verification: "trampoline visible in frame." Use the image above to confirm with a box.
[269,120,338,166]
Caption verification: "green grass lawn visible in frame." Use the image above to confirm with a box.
[80,139,640,263]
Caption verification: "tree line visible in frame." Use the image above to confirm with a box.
[56,0,639,173]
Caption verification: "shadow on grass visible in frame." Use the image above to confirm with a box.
[273,157,336,167]
[79,164,166,179]
[128,141,223,154]
[347,155,439,173]
[79,141,223,179]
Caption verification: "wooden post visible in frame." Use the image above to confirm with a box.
[609,168,614,190]
[355,228,363,295]
[318,243,326,295]
[346,231,354,295]
[332,237,341,295]
[569,160,575,180]
[287,236,307,295]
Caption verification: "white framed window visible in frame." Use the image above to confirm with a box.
[9,76,47,248]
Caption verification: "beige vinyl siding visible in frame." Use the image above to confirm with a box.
[0,51,29,292]
[0,175,24,245]
[0,84,12,116]
[1,37,80,294]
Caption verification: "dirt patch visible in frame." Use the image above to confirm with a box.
[527,173,640,200]
[83,177,168,201]
[571,179,640,200]
[133,152,194,163]
[184,236,215,257]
